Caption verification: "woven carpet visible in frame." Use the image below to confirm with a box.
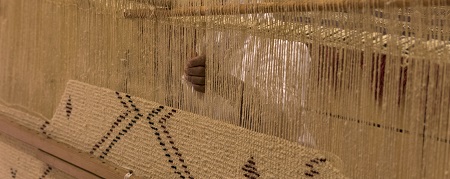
[45,80,346,178]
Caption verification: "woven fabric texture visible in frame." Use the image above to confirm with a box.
[48,80,346,178]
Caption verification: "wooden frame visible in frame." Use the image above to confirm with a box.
[124,0,450,18]
[0,115,140,179]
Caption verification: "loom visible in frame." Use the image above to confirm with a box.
[0,0,449,178]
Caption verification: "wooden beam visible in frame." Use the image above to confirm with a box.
[36,149,101,179]
[0,115,138,179]
[124,0,450,18]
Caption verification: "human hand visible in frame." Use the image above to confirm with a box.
[184,54,206,93]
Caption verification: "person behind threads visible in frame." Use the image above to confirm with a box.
[183,5,316,147]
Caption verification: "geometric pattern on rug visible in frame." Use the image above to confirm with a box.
[48,80,346,178]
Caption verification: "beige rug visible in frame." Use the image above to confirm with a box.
[46,80,346,178]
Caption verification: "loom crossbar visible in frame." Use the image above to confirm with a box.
[124,0,450,18]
